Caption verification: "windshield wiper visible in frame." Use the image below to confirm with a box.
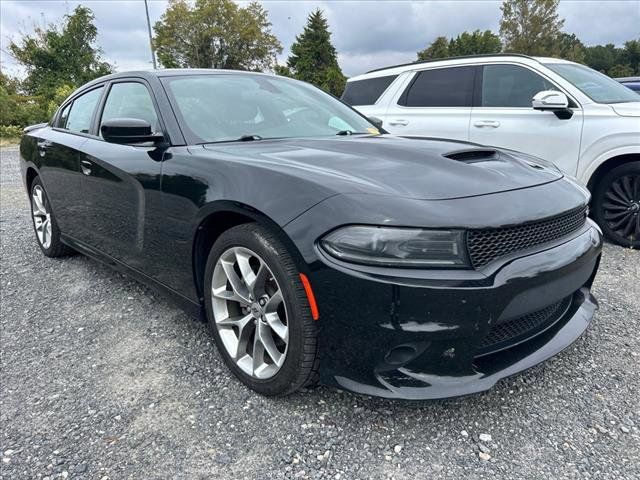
[237,134,263,141]
[335,130,354,136]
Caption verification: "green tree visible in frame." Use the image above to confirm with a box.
[417,36,451,60]
[450,30,502,56]
[153,0,281,71]
[0,71,44,128]
[555,33,586,63]
[500,0,564,56]
[8,5,111,104]
[283,9,346,96]
[418,30,501,61]
[620,39,640,74]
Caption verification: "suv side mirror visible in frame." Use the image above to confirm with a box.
[532,91,573,119]
[101,118,165,145]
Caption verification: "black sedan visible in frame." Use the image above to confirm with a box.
[20,70,602,400]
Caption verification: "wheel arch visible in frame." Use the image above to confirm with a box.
[586,153,640,192]
[192,201,306,302]
[25,166,39,192]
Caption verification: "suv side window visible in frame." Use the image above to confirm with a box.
[99,82,159,137]
[341,75,398,106]
[65,87,103,134]
[481,64,556,108]
[399,66,475,107]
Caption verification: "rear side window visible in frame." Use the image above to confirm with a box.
[341,75,398,106]
[65,87,103,134]
[399,66,475,107]
[481,65,556,108]
[100,82,159,135]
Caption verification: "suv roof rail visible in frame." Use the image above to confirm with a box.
[365,53,537,74]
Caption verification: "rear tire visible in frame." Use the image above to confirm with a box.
[204,223,319,396]
[29,176,74,258]
[592,162,640,248]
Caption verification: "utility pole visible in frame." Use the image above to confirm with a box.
[144,0,157,69]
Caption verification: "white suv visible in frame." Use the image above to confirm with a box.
[343,54,640,248]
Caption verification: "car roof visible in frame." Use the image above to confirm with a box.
[76,68,278,92]
[615,76,640,82]
[348,54,577,82]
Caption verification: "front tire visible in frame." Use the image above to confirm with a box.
[204,223,319,396]
[592,162,640,248]
[29,176,74,257]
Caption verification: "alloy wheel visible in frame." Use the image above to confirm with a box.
[603,174,640,240]
[211,246,289,379]
[31,185,52,249]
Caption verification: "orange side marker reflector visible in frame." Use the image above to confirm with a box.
[299,273,319,320]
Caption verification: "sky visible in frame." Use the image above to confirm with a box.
[1,0,639,78]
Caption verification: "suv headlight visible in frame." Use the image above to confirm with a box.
[319,226,469,268]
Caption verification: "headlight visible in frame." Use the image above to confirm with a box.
[319,226,469,268]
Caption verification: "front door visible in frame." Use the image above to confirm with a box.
[469,64,583,175]
[79,80,165,272]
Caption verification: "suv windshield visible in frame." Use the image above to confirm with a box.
[545,63,640,104]
[162,74,375,143]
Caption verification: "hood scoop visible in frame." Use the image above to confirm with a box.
[443,149,499,163]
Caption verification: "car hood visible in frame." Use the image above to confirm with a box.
[202,135,563,200]
[610,102,640,117]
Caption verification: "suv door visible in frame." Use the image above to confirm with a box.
[36,86,104,238]
[469,63,583,174]
[382,65,477,141]
[78,80,165,270]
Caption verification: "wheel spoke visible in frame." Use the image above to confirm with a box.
[264,290,283,314]
[604,210,629,221]
[257,321,284,367]
[621,176,634,200]
[221,257,251,303]
[265,312,288,342]
[605,189,628,206]
[611,181,630,203]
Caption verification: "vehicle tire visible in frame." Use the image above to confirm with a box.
[29,176,74,257]
[592,162,640,248]
[204,223,319,396]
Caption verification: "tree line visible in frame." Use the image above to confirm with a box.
[1,0,638,134]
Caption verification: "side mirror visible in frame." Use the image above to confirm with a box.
[532,90,573,119]
[101,118,165,145]
[368,116,384,130]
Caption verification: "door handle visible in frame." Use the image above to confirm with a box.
[473,120,500,128]
[388,119,409,126]
[37,140,52,156]
[80,160,92,175]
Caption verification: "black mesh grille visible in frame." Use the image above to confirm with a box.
[467,207,588,268]
[478,296,572,354]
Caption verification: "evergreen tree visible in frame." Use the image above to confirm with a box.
[418,30,502,61]
[283,9,346,96]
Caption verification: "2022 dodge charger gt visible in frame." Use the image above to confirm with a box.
[20,70,602,400]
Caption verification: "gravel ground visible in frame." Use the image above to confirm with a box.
[1,145,639,480]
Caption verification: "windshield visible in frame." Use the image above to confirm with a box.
[162,74,375,143]
[545,63,640,104]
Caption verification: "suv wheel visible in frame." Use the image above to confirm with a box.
[593,162,640,248]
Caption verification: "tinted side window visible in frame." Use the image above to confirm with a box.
[400,66,475,107]
[100,82,159,136]
[341,75,398,106]
[482,65,556,107]
[66,87,103,134]
[56,103,71,128]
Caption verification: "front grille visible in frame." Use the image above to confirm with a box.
[477,295,573,355]
[467,206,588,268]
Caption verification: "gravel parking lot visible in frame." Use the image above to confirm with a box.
[1,145,639,480]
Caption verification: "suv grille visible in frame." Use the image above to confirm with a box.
[477,295,573,355]
[467,206,588,268]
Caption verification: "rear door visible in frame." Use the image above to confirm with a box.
[35,86,104,238]
[78,79,166,271]
[382,65,477,141]
[469,63,583,175]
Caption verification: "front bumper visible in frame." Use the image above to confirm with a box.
[306,222,602,400]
